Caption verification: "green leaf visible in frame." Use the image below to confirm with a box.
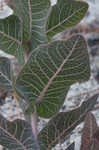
[0,57,13,92]
[38,94,98,150]
[15,34,90,118]
[0,114,39,150]
[8,0,51,51]
[80,112,98,150]
[0,15,24,65]
[47,0,88,39]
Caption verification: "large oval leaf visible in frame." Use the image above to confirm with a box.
[15,34,90,118]
[0,114,39,150]
[47,0,88,39]
[0,57,13,92]
[8,0,51,51]
[38,94,98,150]
[0,15,24,65]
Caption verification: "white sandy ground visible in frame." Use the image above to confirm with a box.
[0,0,99,150]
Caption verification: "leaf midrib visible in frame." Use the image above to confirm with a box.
[0,31,21,46]
[45,107,92,149]
[35,36,80,105]
[46,6,86,34]
[0,71,12,87]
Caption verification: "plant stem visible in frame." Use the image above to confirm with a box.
[31,105,38,140]
[30,105,40,150]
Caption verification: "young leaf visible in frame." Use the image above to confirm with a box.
[0,15,24,65]
[87,139,99,150]
[15,34,90,118]
[86,128,99,150]
[65,142,75,150]
[0,114,39,150]
[8,0,51,51]
[38,94,98,150]
[47,0,88,39]
[0,57,13,92]
[80,112,98,150]
[93,128,99,141]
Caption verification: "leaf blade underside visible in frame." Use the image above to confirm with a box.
[0,114,39,150]
[38,94,98,150]
[0,15,24,65]
[8,0,51,51]
[0,57,13,92]
[87,139,99,150]
[47,0,88,39]
[80,112,98,150]
[15,34,90,118]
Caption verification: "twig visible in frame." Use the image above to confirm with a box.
[67,87,99,100]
